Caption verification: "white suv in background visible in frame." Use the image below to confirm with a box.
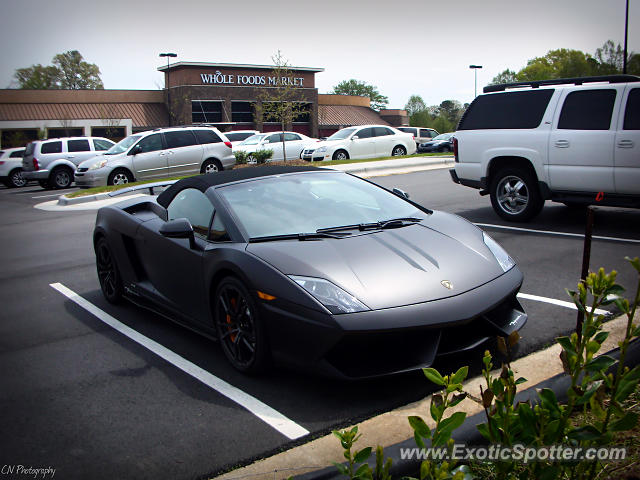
[0,147,26,188]
[22,136,115,189]
[301,125,416,161]
[75,126,234,187]
[451,75,640,221]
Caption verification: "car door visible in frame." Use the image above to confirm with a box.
[349,127,376,159]
[130,133,168,180]
[373,127,397,156]
[136,188,211,324]
[614,86,640,195]
[164,130,204,176]
[262,133,284,161]
[66,139,94,166]
[548,87,620,193]
[283,132,306,159]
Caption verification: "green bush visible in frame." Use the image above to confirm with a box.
[233,150,250,165]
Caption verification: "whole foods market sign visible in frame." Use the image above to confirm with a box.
[200,71,304,87]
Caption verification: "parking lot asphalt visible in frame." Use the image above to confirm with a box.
[1,170,639,479]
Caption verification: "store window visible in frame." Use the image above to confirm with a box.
[232,101,254,123]
[91,127,126,141]
[192,101,223,123]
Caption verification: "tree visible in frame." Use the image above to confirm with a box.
[257,50,308,162]
[490,69,518,85]
[404,95,427,116]
[13,50,103,89]
[331,79,389,111]
[14,64,60,89]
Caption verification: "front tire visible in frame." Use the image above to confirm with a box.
[201,158,222,174]
[392,145,407,156]
[214,277,269,374]
[490,167,543,222]
[7,169,27,188]
[50,166,73,189]
[96,237,123,304]
[332,150,349,161]
[108,169,133,186]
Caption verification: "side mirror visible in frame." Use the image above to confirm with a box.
[351,135,359,141]
[160,218,197,249]
[130,145,142,155]
[392,188,410,200]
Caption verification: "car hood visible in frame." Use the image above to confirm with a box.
[308,139,345,150]
[77,153,109,167]
[246,213,506,310]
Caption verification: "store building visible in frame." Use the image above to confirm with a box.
[0,62,408,148]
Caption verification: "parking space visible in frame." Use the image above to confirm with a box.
[1,168,639,479]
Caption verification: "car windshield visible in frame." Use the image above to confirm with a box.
[326,128,357,141]
[104,135,141,155]
[240,134,266,145]
[433,134,452,141]
[217,171,421,239]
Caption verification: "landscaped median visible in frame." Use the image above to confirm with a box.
[62,153,452,200]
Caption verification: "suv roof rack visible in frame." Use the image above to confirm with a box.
[483,74,640,93]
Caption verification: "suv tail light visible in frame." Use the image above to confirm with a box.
[33,158,40,170]
[224,141,232,148]
[453,138,459,162]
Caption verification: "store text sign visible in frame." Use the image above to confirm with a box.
[200,71,305,87]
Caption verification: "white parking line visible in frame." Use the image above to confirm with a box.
[476,223,640,244]
[50,282,309,440]
[32,193,67,199]
[517,292,609,316]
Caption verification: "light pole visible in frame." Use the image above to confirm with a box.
[623,0,629,74]
[469,65,482,98]
[160,53,177,125]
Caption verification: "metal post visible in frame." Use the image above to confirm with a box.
[469,65,483,97]
[159,53,177,126]
[576,207,594,340]
[623,0,629,74]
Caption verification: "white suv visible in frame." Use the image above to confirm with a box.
[75,126,234,187]
[22,137,115,189]
[451,75,640,221]
[0,147,26,188]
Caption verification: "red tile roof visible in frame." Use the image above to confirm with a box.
[318,105,388,127]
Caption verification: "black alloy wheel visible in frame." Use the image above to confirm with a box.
[96,237,123,303]
[215,277,268,373]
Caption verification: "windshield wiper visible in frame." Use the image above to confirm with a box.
[249,231,352,243]
[317,217,423,234]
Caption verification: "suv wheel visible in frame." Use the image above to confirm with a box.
[50,166,73,189]
[108,169,133,186]
[490,167,543,222]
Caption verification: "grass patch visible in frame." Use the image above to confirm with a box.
[66,153,451,198]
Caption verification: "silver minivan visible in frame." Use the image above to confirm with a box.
[22,137,115,189]
[74,126,235,187]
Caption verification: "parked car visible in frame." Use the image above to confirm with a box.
[0,147,26,188]
[301,125,416,161]
[224,130,260,146]
[397,126,439,147]
[418,133,455,153]
[75,126,234,187]
[451,75,640,221]
[21,137,115,189]
[233,131,314,162]
[94,165,526,378]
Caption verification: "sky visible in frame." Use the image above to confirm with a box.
[1,0,637,109]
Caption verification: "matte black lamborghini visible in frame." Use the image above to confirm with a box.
[94,165,527,378]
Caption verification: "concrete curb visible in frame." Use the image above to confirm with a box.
[55,156,454,207]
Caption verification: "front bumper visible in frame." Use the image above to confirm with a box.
[263,266,526,379]
[74,169,108,187]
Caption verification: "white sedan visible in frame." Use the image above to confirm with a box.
[301,125,416,161]
[233,131,316,162]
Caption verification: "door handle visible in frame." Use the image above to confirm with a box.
[66,155,75,158]
[554,140,570,148]
[617,139,634,148]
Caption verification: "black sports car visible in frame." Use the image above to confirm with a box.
[94,166,526,378]
[418,133,455,153]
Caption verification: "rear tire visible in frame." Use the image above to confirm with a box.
[490,167,543,222]
[214,277,269,374]
[201,158,222,174]
[108,169,133,186]
[96,237,123,304]
[50,166,73,189]
[392,145,407,156]
[7,169,27,188]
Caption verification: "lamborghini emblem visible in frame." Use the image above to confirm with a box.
[441,280,453,290]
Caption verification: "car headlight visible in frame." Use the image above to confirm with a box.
[88,158,108,170]
[288,275,369,314]
[316,146,327,153]
[483,233,515,272]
